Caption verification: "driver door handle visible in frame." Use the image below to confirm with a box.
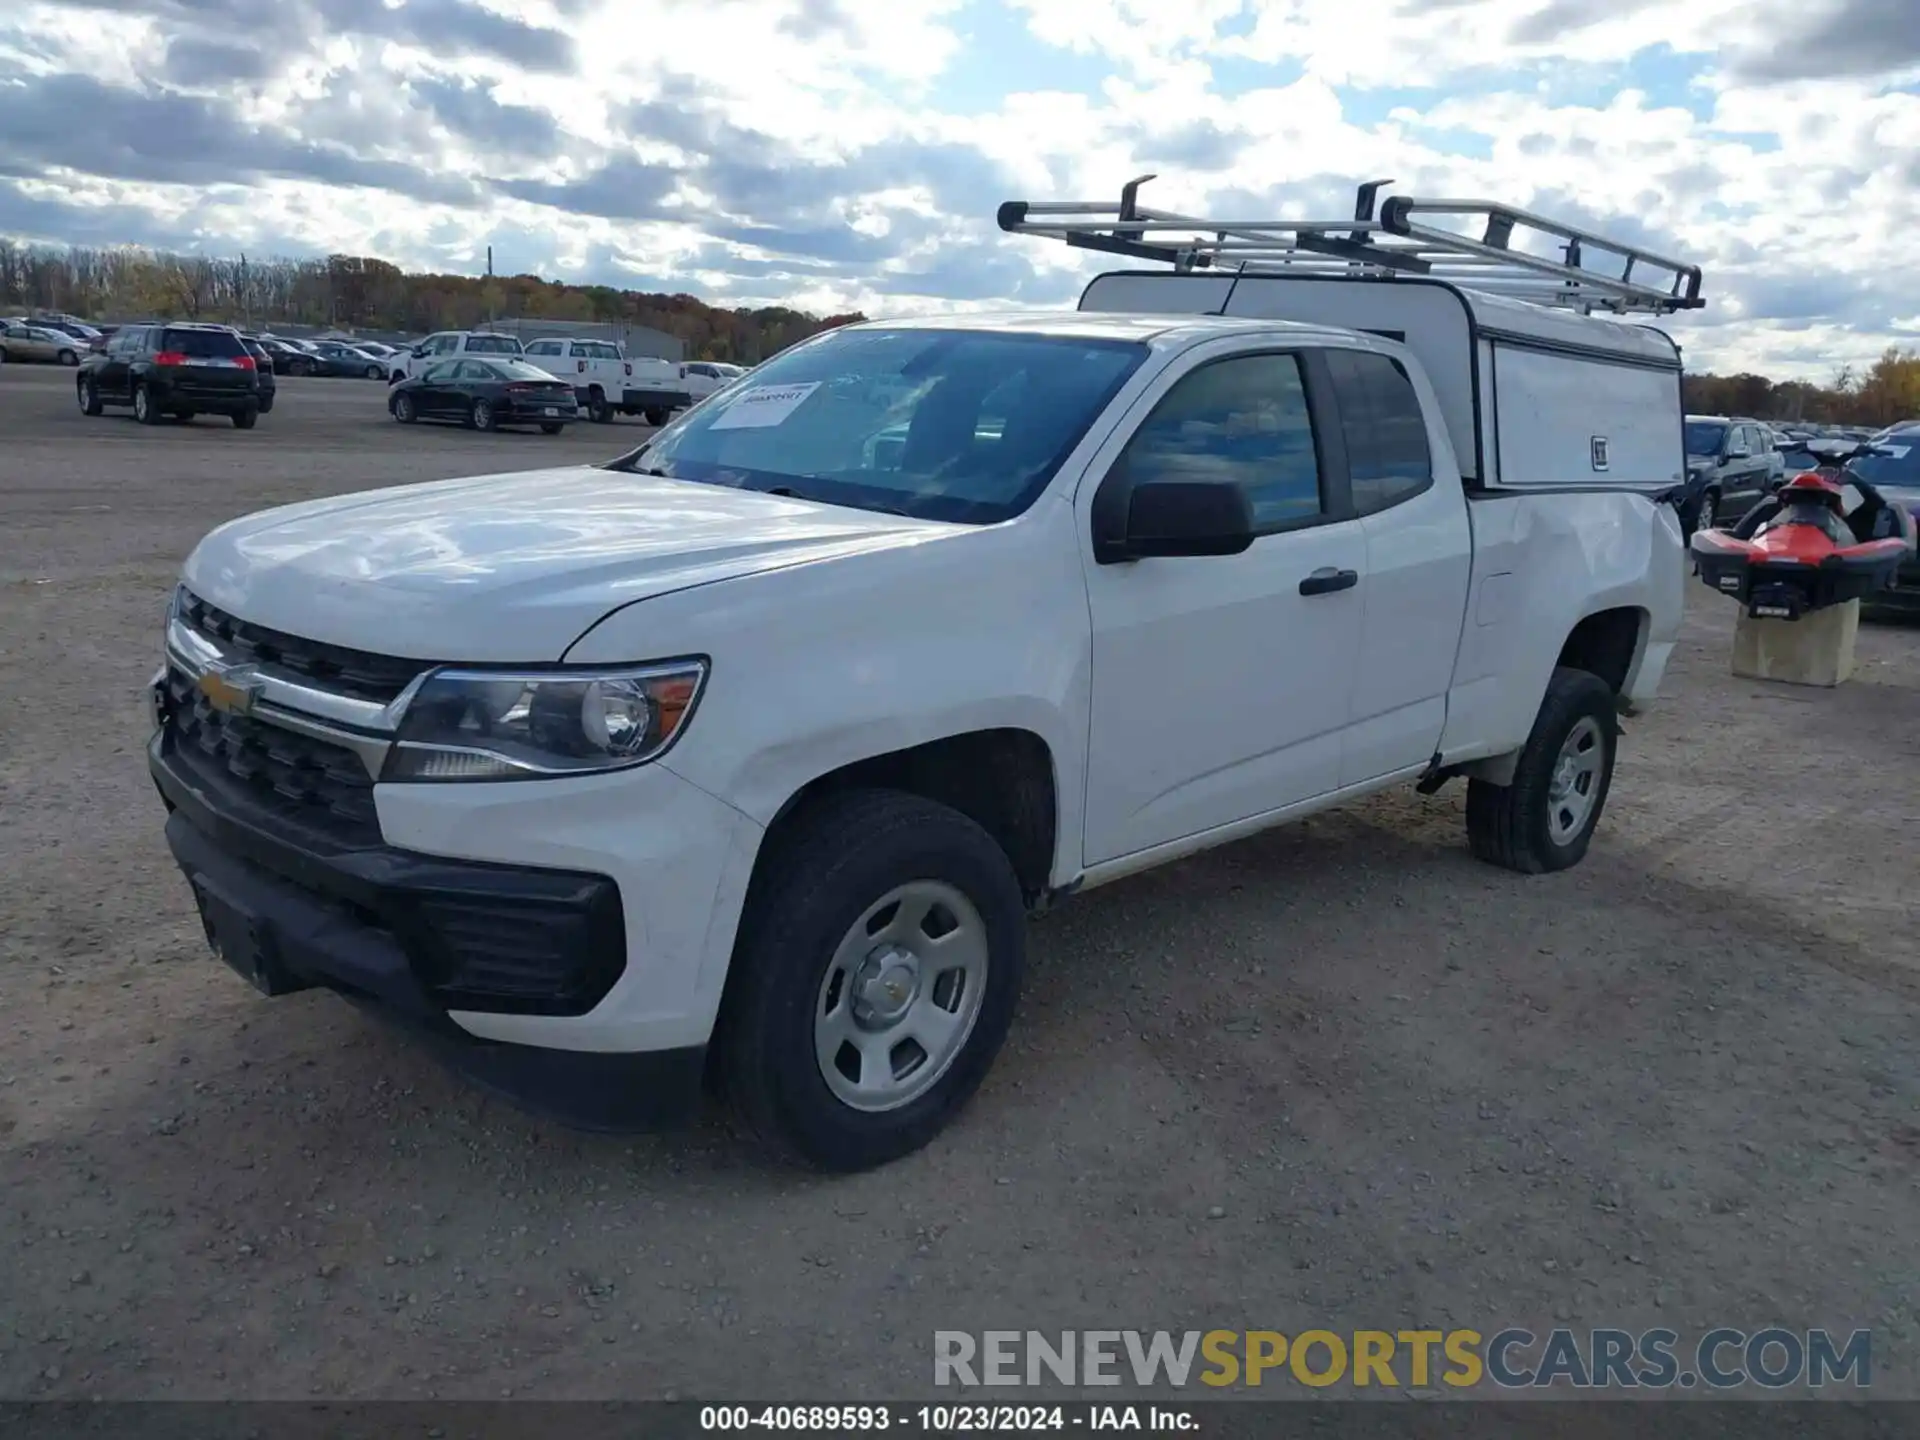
[1300,567,1359,596]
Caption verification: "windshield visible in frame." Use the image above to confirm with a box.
[1684,421,1727,456]
[1852,442,1920,491]
[611,327,1147,524]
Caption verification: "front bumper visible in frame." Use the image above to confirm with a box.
[149,726,751,1130]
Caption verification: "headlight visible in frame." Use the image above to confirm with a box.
[384,660,707,782]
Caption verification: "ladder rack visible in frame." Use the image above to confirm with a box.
[997,175,1705,316]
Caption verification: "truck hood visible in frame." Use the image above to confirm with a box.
[183,465,959,661]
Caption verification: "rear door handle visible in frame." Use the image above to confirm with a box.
[1299,567,1359,596]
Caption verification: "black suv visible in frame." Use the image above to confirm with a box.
[77,322,265,427]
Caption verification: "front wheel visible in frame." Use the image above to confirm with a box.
[392,392,417,424]
[716,789,1026,1172]
[77,376,103,416]
[1466,667,1618,875]
[1693,488,1719,534]
[539,421,564,435]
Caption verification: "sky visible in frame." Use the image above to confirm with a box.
[1,0,1917,377]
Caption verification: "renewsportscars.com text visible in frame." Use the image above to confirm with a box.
[933,1328,1870,1391]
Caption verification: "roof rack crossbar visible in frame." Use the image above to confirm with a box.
[997,179,1706,314]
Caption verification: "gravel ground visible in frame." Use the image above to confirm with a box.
[2,361,1917,1403]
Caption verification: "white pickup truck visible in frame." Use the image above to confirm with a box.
[520,337,693,425]
[147,184,1692,1171]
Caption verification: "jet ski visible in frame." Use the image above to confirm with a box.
[1691,456,1917,620]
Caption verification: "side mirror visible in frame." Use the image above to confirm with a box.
[1093,469,1256,563]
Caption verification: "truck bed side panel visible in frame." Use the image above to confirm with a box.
[1441,492,1685,762]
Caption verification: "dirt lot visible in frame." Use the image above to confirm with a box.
[2,360,1917,1403]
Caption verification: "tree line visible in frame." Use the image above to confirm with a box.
[0,240,865,364]
[1681,347,1920,428]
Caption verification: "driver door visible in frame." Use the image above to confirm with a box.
[1079,343,1365,866]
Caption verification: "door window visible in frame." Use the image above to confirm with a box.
[1324,349,1432,515]
[1118,353,1323,533]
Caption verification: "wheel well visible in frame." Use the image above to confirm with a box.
[764,729,1058,905]
[1557,607,1644,695]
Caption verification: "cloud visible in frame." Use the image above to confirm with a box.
[160,36,272,86]
[0,0,1917,377]
[1726,0,1920,81]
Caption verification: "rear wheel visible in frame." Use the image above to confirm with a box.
[58,348,79,367]
[77,376,103,416]
[231,407,257,430]
[470,398,497,431]
[1466,667,1618,875]
[133,383,160,425]
[365,363,383,379]
[586,389,611,423]
[716,789,1026,1171]
[643,406,668,427]
[392,392,417,424]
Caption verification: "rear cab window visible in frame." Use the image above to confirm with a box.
[464,335,523,355]
[1323,348,1433,515]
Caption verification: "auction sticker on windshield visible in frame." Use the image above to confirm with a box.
[708,382,821,430]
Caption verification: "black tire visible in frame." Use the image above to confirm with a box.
[470,398,497,431]
[231,407,257,430]
[77,376,103,416]
[392,392,417,424]
[133,383,161,425]
[586,388,612,423]
[1466,666,1619,875]
[716,789,1026,1172]
[366,364,383,379]
[643,407,668,427]
[1694,488,1720,535]
[58,349,79,367]
[258,395,274,414]
[540,421,564,435]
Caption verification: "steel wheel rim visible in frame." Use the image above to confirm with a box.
[77,381,92,411]
[1698,494,1716,531]
[395,395,412,420]
[1546,715,1605,845]
[474,401,490,425]
[134,388,148,421]
[814,879,990,1113]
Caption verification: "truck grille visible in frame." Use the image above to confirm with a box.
[160,667,381,846]
[179,590,430,704]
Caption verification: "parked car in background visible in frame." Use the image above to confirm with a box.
[0,321,86,366]
[77,321,265,427]
[305,340,389,379]
[254,335,322,375]
[387,356,579,432]
[239,337,277,413]
[37,317,103,345]
[1682,414,1778,534]
[520,337,692,424]
[388,330,527,384]
[680,360,745,403]
[1846,437,1920,618]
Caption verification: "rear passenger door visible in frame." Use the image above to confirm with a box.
[100,328,141,400]
[1080,343,1366,865]
[1322,347,1474,786]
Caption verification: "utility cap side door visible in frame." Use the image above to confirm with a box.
[1077,339,1366,866]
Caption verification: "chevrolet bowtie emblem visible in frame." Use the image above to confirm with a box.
[197,662,263,716]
